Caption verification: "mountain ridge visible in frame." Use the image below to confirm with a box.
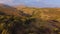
[0,4,24,17]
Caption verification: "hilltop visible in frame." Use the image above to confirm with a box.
[0,4,20,16]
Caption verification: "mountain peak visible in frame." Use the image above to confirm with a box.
[0,3,8,6]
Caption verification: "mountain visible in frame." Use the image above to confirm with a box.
[0,3,24,17]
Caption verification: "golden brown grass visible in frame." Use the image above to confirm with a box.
[15,6,60,21]
[0,4,60,34]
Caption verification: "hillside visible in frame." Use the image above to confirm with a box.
[0,4,30,17]
[15,6,60,21]
[0,4,60,34]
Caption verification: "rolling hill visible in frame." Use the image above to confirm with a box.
[15,6,60,21]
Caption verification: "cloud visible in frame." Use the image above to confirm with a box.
[0,0,14,4]
[35,0,42,2]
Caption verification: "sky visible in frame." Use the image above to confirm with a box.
[0,0,60,8]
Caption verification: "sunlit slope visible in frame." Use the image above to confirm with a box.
[15,6,60,20]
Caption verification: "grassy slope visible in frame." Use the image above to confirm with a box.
[15,7,60,33]
[15,6,60,21]
[0,5,60,34]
